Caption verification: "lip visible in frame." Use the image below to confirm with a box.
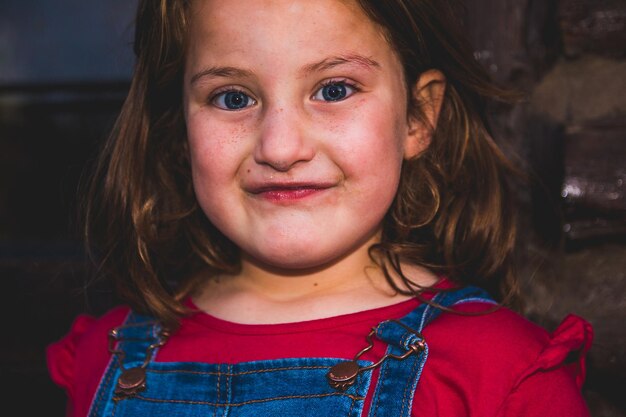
[245,182,335,202]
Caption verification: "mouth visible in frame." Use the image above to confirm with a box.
[246,183,335,202]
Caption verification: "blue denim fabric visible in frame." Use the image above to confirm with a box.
[89,286,494,417]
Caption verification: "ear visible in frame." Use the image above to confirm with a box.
[404,70,446,159]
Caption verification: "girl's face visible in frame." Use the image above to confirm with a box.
[184,0,424,271]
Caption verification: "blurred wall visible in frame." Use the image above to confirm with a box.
[0,0,136,83]
[0,1,137,414]
[464,1,626,415]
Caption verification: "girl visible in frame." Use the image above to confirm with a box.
[48,0,593,416]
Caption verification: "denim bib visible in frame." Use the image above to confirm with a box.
[88,286,494,417]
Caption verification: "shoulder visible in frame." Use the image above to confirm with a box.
[419,301,592,416]
[47,306,131,388]
[422,303,550,390]
[427,302,551,362]
[47,306,131,383]
[431,302,591,371]
[46,306,131,416]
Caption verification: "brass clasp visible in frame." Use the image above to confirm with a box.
[108,322,170,400]
[327,320,426,390]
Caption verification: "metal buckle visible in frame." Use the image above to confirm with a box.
[327,320,426,391]
[108,322,170,400]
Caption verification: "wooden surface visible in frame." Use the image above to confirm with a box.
[559,0,626,58]
[562,121,626,240]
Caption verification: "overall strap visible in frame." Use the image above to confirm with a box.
[87,311,164,417]
[109,312,164,367]
[367,286,495,417]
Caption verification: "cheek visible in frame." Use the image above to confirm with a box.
[329,103,406,175]
[185,118,250,223]
[186,116,249,179]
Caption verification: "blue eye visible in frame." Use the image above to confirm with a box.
[213,90,255,110]
[313,82,356,102]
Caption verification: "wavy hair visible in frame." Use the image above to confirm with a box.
[83,0,520,328]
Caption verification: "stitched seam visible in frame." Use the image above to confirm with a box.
[88,311,134,417]
[400,356,420,417]
[453,297,496,305]
[91,364,115,417]
[146,365,330,376]
[372,358,391,417]
[419,302,432,331]
[399,332,407,347]
[348,394,356,417]
[348,378,361,417]
[401,332,414,349]
[214,363,220,417]
[91,346,125,416]
[225,364,232,417]
[129,392,365,407]
[424,296,439,323]
[374,320,390,339]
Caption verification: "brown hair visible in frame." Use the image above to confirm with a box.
[84,0,520,328]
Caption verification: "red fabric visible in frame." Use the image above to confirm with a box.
[47,292,592,417]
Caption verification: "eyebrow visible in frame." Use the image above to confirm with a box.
[301,54,381,75]
[189,53,381,86]
[190,66,254,86]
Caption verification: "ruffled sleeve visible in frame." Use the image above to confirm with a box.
[46,315,97,415]
[497,314,593,417]
[47,315,97,395]
[46,307,130,417]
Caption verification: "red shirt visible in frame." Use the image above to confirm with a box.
[48,293,592,417]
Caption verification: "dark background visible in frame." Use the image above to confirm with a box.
[1,0,624,415]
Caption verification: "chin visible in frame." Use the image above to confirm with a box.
[245,246,342,272]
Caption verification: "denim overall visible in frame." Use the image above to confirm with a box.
[88,286,494,417]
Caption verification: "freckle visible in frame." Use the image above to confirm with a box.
[313,282,318,287]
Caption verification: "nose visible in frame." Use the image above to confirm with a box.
[254,105,315,171]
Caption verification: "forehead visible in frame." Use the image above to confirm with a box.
[185,0,394,72]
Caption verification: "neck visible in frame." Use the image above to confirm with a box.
[193,237,439,324]
[235,241,384,302]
